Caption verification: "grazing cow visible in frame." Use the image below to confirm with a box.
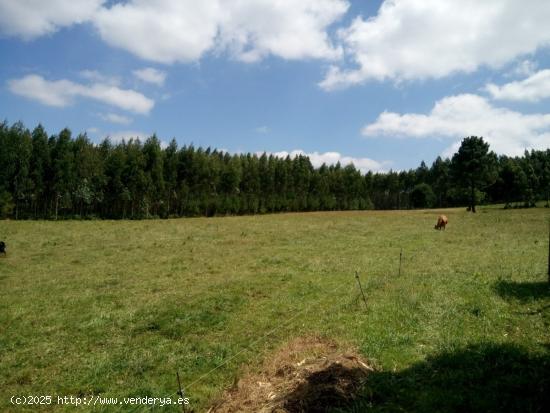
[0,241,5,256]
[434,215,448,230]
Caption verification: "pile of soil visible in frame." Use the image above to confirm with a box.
[209,335,373,413]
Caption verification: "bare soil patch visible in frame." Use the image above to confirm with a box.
[209,335,372,413]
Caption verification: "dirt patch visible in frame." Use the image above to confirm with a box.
[209,335,373,413]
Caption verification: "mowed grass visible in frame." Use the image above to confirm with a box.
[1,207,549,412]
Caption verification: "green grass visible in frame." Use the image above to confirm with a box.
[1,207,549,412]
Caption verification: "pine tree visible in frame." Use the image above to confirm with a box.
[163,139,179,217]
[143,135,165,216]
[51,128,75,219]
[451,136,497,212]
[30,124,51,217]
[430,156,451,207]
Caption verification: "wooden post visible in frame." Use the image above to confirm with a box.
[547,221,550,284]
[398,248,403,276]
[177,371,186,413]
[355,271,368,311]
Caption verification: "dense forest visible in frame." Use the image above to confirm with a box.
[1,121,549,219]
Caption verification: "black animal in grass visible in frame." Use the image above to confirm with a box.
[0,241,6,256]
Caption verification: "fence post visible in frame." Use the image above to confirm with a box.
[177,371,186,413]
[355,271,368,311]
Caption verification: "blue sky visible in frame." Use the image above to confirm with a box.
[1,0,550,171]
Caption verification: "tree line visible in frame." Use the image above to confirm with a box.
[1,121,549,219]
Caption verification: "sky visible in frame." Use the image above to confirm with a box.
[1,0,550,172]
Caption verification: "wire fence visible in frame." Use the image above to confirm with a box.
[172,278,356,401]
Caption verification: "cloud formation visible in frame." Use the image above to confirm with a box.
[5,0,549,92]
[100,113,132,125]
[94,0,347,63]
[485,69,550,102]
[0,0,104,39]
[1,1,348,64]
[269,149,388,173]
[507,59,538,78]
[133,67,167,86]
[362,93,550,157]
[8,74,154,114]
[255,126,270,134]
[320,0,550,90]
[105,130,149,143]
[79,69,120,86]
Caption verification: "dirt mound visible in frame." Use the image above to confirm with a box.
[209,335,373,413]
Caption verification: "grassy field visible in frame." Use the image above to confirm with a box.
[1,207,549,412]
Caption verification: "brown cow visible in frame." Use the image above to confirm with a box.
[434,215,448,230]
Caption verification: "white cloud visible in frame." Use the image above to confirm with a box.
[255,126,270,134]
[1,0,348,64]
[0,0,345,65]
[507,59,538,78]
[133,67,166,86]
[218,0,348,62]
[485,69,550,102]
[8,75,74,107]
[100,113,132,125]
[267,149,388,173]
[320,0,550,90]
[79,69,120,86]
[93,1,218,63]
[8,74,154,114]
[93,0,347,63]
[362,93,550,157]
[0,0,104,39]
[105,130,149,143]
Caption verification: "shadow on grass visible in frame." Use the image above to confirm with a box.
[282,363,368,413]
[352,343,550,413]
[494,280,550,302]
[287,343,550,413]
